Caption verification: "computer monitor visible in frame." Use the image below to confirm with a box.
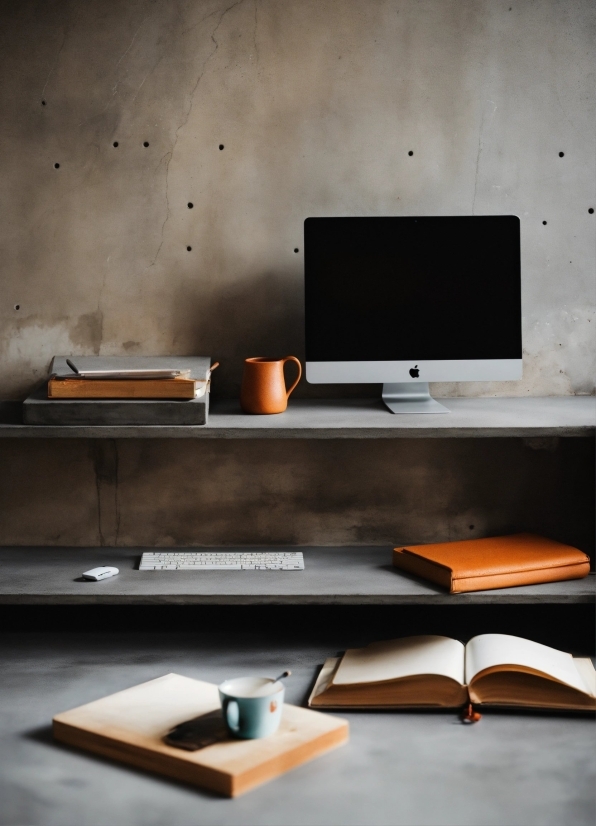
[304,216,522,413]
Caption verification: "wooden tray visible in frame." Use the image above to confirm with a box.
[53,673,349,797]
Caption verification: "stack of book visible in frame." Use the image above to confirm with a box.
[23,356,216,426]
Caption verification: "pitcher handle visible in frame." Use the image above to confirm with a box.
[282,356,302,399]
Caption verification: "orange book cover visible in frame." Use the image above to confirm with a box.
[392,533,590,593]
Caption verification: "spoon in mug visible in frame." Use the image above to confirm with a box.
[273,670,292,683]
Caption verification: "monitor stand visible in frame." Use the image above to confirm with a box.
[382,383,449,414]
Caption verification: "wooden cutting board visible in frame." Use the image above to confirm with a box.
[53,673,349,797]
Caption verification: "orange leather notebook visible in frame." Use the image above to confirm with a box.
[392,533,590,593]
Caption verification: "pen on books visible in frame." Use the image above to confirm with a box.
[66,359,80,375]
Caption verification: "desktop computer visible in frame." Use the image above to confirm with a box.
[304,216,522,413]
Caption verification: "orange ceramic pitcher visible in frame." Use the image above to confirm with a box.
[240,357,302,414]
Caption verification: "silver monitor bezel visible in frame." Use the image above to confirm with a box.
[306,359,523,384]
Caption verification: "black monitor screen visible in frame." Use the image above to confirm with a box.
[304,216,521,362]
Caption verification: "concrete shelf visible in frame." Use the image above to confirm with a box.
[0,546,593,605]
[0,396,594,438]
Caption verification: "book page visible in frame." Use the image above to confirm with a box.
[574,659,596,697]
[465,634,590,694]
[332,636,465,686]
[309,658,341,705]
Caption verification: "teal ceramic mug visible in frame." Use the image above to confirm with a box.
[218,676,284,739]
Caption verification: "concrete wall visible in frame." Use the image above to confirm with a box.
[0,437,593,554]
[0,0,594,399]
[1,1,594,549]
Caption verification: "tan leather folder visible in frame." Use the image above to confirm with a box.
[392,533,590,593]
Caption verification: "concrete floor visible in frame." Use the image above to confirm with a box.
[1,623,594,826]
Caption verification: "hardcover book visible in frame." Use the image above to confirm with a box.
[309,634,596,712]
[48,376,205,400]
[392,533,590,593]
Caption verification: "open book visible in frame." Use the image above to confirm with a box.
[309,634,596,711]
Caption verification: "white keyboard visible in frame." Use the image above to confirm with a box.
[139,551,305,571]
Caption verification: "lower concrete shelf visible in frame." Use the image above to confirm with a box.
[0,546,593,605]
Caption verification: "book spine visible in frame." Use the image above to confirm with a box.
[452,562,591,593]
[392,549,453,590]
[48,379,199,400]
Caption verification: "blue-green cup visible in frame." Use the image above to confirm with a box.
[218,676,284,739]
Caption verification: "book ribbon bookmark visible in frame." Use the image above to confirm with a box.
[461,704,482,724]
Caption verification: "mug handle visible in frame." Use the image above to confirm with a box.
[224,699,240,733]
[282,356,302,399]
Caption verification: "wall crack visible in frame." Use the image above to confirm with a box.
[91,440,120,546]
[472,99,497,215]
[149,0,247,267]
[253,0,259,66]
[41,17,70,99]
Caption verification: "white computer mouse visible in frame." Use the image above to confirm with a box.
[82,566,119,581]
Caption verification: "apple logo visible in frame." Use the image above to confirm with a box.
[409,365,420,378]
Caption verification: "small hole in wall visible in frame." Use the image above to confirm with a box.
[143,141,149,147]
[187,202,194,209]
[219,144,224,150]
[408,150,414,156]
[469,525,474,530]
[41,100,46,106]
[187,246,192,251]
[14,304,20,310]
[589,208,594,214]
[294,248,299,253]
[54,162,60,168]
[558,151,564,157]
[113,141,119,147]
[542,220,547,225]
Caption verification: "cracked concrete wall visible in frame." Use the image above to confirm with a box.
[1,1,594,548]
[0,438,593,556]
[0,0,594,400]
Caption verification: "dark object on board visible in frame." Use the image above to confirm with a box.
[164,709,229,751]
